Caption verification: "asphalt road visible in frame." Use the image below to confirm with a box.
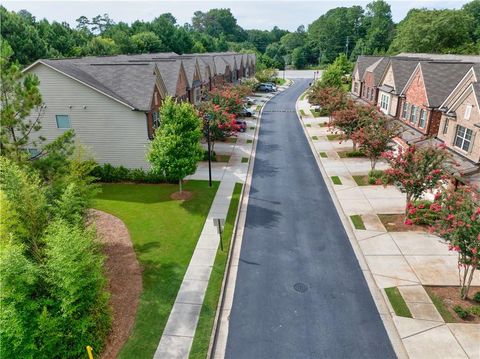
[225,79,396,359]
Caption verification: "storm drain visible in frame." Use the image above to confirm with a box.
[293,282,309,293]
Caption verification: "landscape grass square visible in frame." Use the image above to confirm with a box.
[327,134,342,141]
[350,215,366,230]
[241,157,248,163]
[319,152,328,158]
[312,136,319,140]
[246,139,253,144]
[331,176,342,185]
[385,287,412,318]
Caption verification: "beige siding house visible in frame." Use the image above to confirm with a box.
[25,62,152,169]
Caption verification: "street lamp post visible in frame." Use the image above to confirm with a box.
[204,114,212,187]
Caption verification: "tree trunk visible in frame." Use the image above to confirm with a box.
[352,141,357,151]
[179,179,183,193]
[371,158,377,171]
[459,262,476,300]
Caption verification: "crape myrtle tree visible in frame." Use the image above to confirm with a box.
[382,144,449,214]
[351,109,402,170]
[148,97,204,193]
[308,86,347,119]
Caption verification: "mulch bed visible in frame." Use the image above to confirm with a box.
[378,213,428,232]
[170,190,193,201]
[425,286,480,323]
[89,209,143,359]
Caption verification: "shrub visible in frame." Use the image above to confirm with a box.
[406,200,440,226]
[474,291,480,303]
[367,169,388,185]
[91,163,166,183]
[453,305,470,319]
[345,150,365,158]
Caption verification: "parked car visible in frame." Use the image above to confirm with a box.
[239,106,253,117]
[235,120,247,132]
[264,82,278,90]
[244,96,257,105]
[256,83,275,92]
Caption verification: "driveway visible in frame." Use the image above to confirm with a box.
[225,79,396,359]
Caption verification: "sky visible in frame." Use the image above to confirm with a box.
[2,0,470,31]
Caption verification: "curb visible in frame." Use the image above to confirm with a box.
[295,97,409,359]
[207,84,292,358]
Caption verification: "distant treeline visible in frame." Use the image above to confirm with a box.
[1,0,479,69]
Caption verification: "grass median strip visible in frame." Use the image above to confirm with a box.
[331,176,342,185]
[319,152,328,158]
[189,183,243,359]
[350,215,366,230]
[385,287,412,318]
[94,181,219,358]
[241,157,249,163]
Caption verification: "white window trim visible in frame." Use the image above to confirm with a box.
[464,105,472,120]
[55,114,71,129]
[454,125,473,152]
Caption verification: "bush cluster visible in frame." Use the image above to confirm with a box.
[91,163,166,183]
[367,169,388,185]
[0,157,111,358]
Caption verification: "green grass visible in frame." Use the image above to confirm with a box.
[256,105,262,112]
[311,110,321,118]
[319,152,328,158]
[319,123,327,127]
[249,126,255,130]
[189,183,243,359]
[327,134,342,141]
[337,150,365,158]
[425,288,456,323]
[93,182,219,359]
[300,109,306,116]
[331,176,342,185]
[241,157,249,163]
[352,175,369,186]
[385,287,413,318]
[350,215,366,230]
[216,154,230,162]
[246,139,253,144]
[300,92,307,101]
[224,137,237,143]
[306,124,311,127]
[275,78,286,85]
[312,136,319,140]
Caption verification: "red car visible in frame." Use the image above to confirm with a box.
[235,120,247,132]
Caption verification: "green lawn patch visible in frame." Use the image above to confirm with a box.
[350,215,366,230]
[300,109,306,116]
[241,157,249,163]
[249,126,255,130]
[327,134,342,141]
[216,154,230,162]
[189,183,243,359]
[319,152,328,158]
[337,150,365,158]
[275,78,286,85]
[312,136,319,140]
[425,288,456,323]
[306,124,311,127]
[385,287,412,318]
[300,92,307,101]
[256,105,262,112]
[93,182,219,358]
[352,175,369,186]
[331,176,342,185]
[319,123,327,127]
[224,137,237,143]
[246,139,253,144]
[311,110,321,118]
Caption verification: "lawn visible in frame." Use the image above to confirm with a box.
[300,109,307,116]
[189,183,243,359]
[327,134,342,141]
[241,157,249,163]
[350,215,366,230]
[385,287,412,318]
[94,181,219,359]
[331,176,342,185]
[319,152,328,158]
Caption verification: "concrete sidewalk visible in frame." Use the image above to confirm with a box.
[298,98,480,359]
[154,84,291,359]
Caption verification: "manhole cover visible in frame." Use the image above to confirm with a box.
[293,282,308,293]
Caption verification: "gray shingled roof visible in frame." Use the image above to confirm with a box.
[388,58,423,94]
[154,59,182,97]
[43,59,156,110]
[353,56,383,80]
[363,57,390,85]
[175,56,197,87]
[420,62,473,107]
[397,53,480,63]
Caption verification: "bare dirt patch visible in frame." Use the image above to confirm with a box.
[425,286,480,323]
[89,209,142,359]
[378,213,428,232]
[170,190,193,201]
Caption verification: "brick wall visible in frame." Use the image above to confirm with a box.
[176,70,188,100]
[361,72,376,104]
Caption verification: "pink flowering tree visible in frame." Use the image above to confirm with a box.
[383,144,449,214]
[351,111,402,170]
[198,102,238,153]
[431,186,480,299]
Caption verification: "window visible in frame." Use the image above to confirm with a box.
[353,82,359,94]
[28,148,40,157]
[418,109,427,128]
[454,125,473,152]
[154,92,159,106]
[55,115,71,129]
[370,88,374,101]
[443,118,449,134]
[464,105,472,120]
[152,111,160,129]
[410,106,417,124]
[380,93,389,111]
[402,102,409,119]
[194,87,201,104]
